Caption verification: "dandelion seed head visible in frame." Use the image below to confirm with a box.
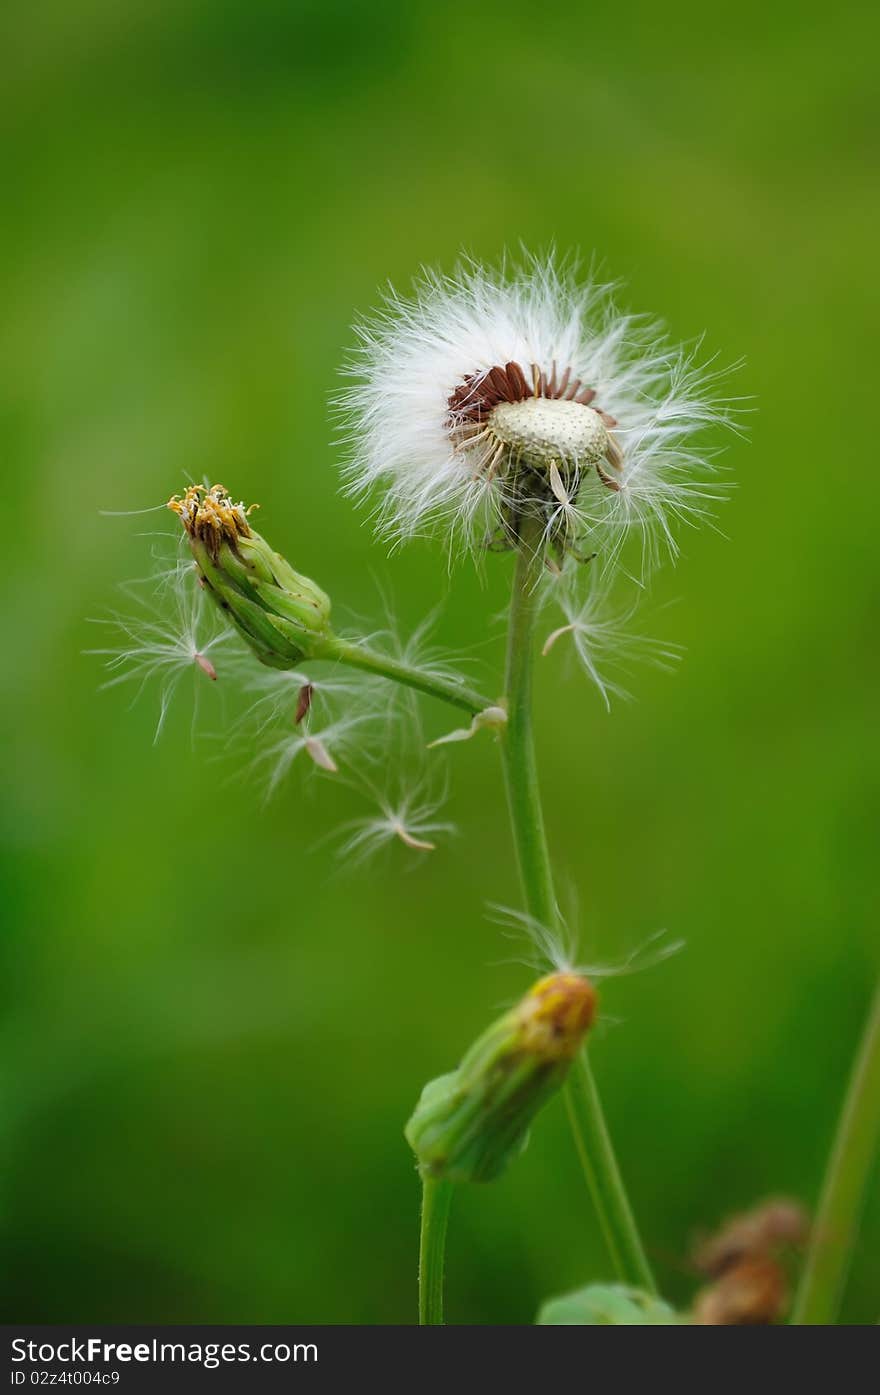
[249,713,372,801]
[339,252,733,568]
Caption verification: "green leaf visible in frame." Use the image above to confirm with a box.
[537,1283,681,1326]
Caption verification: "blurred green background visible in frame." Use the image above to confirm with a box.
[2,0,878,1324]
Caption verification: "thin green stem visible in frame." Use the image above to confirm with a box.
[792,978,880,1325]
[564,1057,656,1292]
[418,1174,454,1325]
[498,517,655,1293]
[324,635,489,717]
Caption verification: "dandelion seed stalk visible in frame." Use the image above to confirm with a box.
[499,515,655,1292]
[792,978,880,1324]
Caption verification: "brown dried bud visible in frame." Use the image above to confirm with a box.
[692,1198,809,1278]
[693,1256,788,1326]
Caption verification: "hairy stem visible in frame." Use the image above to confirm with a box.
[418,1175,454,1325]
[325,635,489,717]
[792,978,880,1324]
[499,518,655,1293]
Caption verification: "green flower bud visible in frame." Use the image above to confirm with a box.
[168,485,332,669]
[406,972,597,1184]
[537,1284,680,1326]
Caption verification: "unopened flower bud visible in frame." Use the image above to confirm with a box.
[405,971,597,1184]
[168,485,332,669]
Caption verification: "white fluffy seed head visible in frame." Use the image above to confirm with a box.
[338,253,733,569]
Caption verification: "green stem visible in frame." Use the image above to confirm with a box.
[498,518,655,1294]
[418,1174,454,1325]
[325,635,489,717]
[564,1056,656,1292]
[499,530,558,927]
[792,978,880,1325]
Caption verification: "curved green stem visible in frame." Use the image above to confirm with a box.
[498,519,655,1293]
[324,635,489,717]
[418,1174,454,1325]
[792,978,880,1324]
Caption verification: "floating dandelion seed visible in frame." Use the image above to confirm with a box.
[340,253,733,568]
[228,651,405,801]
[229,658,385,738]
[250,714,374,800]
[87,556,228,741]
[233,670,391,797]
[541,565,682,709]
[335,773,456,865]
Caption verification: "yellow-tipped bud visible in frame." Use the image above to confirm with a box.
[516,972,597,1060]
[405,971,597,1184]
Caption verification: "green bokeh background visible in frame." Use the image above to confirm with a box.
[2,0,878,1324]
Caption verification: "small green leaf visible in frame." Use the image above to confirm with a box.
[537,1283,681,1326]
